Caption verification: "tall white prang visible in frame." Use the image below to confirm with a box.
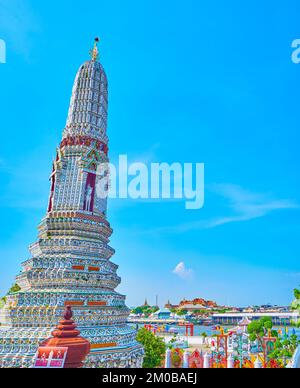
[0,39,144,368]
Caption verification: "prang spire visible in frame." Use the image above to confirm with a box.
[64,38,108,143]
[90,37,100,62]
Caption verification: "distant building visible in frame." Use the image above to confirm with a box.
[152,308,172,320]
[242,305,290,314]
[143,299,150,307]
[178,298,218,311]
[212,312,299,326]
[165,300,178,309]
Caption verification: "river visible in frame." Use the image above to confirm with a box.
[131,323,300,339]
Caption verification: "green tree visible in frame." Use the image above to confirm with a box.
[0,298,6,310]
[136,328,166,368]
[0,284,21,310]
[248,317,273,348]
[291,286,300,327]
[176,309,188,316]
[269,335,299,366]
[131,305,159,317]
[168,335,178,349]
[132,307,143,315]
[8,284,21,294]
[294,288,300,300]
[291,287,300,315]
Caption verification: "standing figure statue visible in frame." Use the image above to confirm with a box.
[84,184,93,211]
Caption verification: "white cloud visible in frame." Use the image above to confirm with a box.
[207,183,299,228]
[173,262,193,280]
[154,183,299,234]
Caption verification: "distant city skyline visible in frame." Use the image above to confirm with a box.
[131,296,290,309]
[0,0,300,307]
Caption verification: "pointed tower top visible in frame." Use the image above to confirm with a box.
[90,37,100,61]
[64,40,109,142]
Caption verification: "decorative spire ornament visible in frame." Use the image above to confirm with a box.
[90,37,100,61]
[41,306,90,369]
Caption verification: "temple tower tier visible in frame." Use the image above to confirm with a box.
[0,39,144,368]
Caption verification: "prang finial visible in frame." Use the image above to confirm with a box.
[90,37,100,61]
[64,305,73,321]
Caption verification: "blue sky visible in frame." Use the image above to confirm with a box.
[0,0,300,307]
